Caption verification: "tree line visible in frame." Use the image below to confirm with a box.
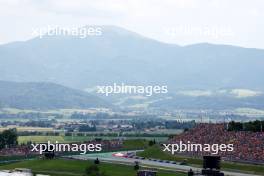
[228,120,264,132]
[0,129,18,149]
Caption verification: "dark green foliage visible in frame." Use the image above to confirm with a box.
[134,161,140,171]
[228,120,264,132]
[94,158,100,164]
[0,129,18,149]
[85,164,106,176]
[148,139,156,146]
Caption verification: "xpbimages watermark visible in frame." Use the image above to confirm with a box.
[163,141,234,155]
[31,141,102,155]
[32,25,102,39]
[97,83,168,96]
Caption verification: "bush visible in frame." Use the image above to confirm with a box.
[94,158,100,164]
[85,164,106,176]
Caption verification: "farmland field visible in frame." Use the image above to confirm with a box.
[0,126,53,132]
[18,136,168,144]
[18,136,65,144]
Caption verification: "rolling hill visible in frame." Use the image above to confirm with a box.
[0,81,111,109]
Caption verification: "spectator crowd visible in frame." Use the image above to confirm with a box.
[170,123,264,163]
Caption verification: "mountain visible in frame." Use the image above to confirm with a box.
[0,25,263,91]
[0,81,111,109]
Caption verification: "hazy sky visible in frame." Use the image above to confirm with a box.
[0,0,263,48]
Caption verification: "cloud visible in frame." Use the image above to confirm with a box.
[230,89,262,98]
[177,90,213,97]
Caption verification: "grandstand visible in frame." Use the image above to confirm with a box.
[170,123,264,163]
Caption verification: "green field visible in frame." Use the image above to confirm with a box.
[138,145,264,175]
[18,136,65,144]
[0,127,54,132]
[63,136,168,142]
[18,137,150,151]
[0,159,186,176]
[123,139,149,150]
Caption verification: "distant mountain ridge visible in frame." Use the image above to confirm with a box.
[0,25,263,91]
[0,81,111,109]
